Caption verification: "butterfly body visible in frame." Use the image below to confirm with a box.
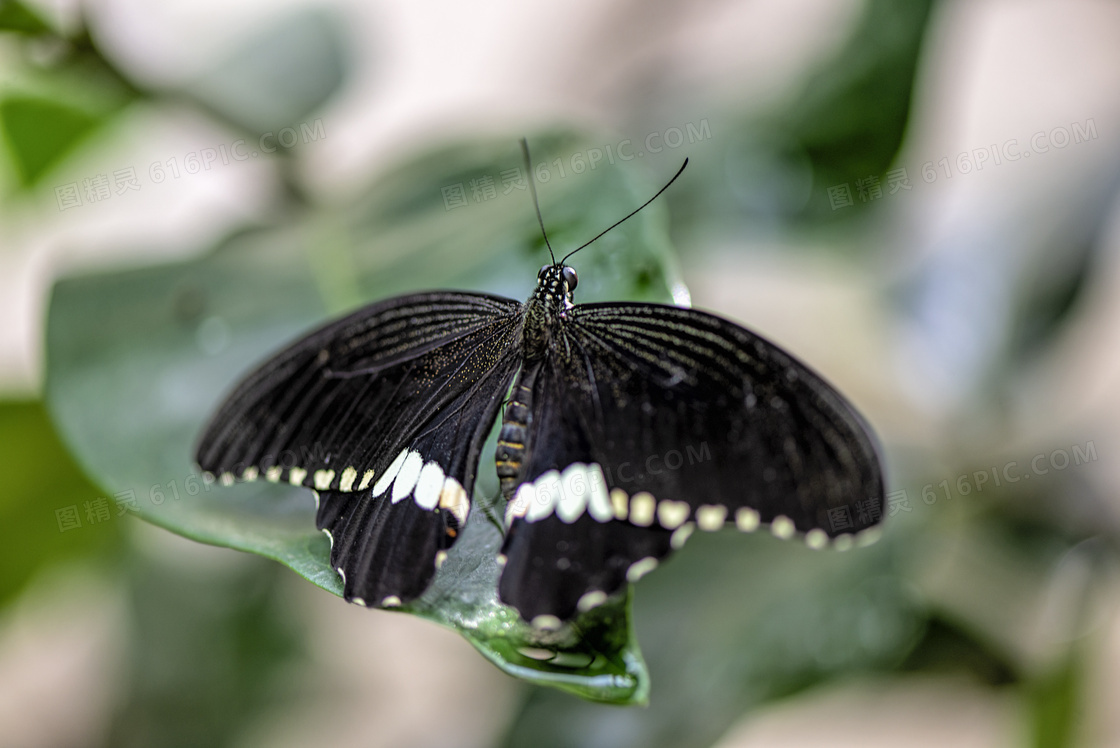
[496,265,574,495]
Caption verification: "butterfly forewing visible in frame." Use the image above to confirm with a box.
[196,291,523,606]
[498,301,883,621]
[197,292,521,483]
[572,303,883,528]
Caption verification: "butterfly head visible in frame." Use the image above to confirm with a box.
[534,264,578,310]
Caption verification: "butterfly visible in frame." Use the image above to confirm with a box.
[195,141,884,629]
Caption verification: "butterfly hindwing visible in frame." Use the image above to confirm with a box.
[498,301,884,621]
[314,344,518,606]
[497,358,677,622]
[196,291,523,606]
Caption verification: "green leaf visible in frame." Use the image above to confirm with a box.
[779,0,936,219]
[0,0,51,34]
[698,0,936,225]
[0,94,103,186]
[106,555,304,748]
[188,8,348,134]
[45,134,683,703]
[0,400,123,608]
[1027,648,1082,748]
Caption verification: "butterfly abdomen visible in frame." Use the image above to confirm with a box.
[497,364,542,498]
[496,392,531,498]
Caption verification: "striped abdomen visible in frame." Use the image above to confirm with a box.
[496,369,536,499]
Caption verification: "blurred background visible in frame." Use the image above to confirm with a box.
[2,0,1120,745]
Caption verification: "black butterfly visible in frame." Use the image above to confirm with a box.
[196,142,884,628]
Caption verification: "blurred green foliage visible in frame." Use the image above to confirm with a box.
[0,1,140,188]
[1028,650,1083,748]
[106,557,304,748]
[0,400,122,606]
[0,0,49,34]
[0,0,1111,745]
[778,0,936,220]
[188,9,348,134]
[0,95,102,185]
[674,0,936,233]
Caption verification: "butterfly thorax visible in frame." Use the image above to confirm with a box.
[521,264,575,361]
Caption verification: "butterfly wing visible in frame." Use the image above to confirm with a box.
[499,302,884,622]
[196,291,523,607]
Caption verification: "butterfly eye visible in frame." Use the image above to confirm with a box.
[539,265,551,280]
[562,266,578,291]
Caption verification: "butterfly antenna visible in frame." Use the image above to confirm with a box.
[561,158,688,264]
[521,138,556,265]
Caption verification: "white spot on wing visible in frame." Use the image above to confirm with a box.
[577,590,608,612]
[771,515,795,539]
[265,466,282,483]
[531,614,563,631]
[735,507,760,532]
[626,556,659,582]
[220,472,234,487]
[381,595,402,607]
[439,477,469,525]
[556,464,590,523]
[372,450,408,498]
[670,523,695,549]
[629,493,655,526]
[358,469,374,491]
[506,484,532,525]
[352,597,367,607]
[391,451,424,503]
[806,528,828,550]
[527,471,561,522]
[657,499,689,529]
[833,534,853,551]
[338,467,358,492]
[857,527,882,547]
[413,461,445,510]
[697,504,727,531]
[242,466,258,482]
[313,469,335,490]
[519,647,556,661]
[435,550,448,569]
[288,467,307,486]
[610,488,628,520]
[585,465,612,522]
